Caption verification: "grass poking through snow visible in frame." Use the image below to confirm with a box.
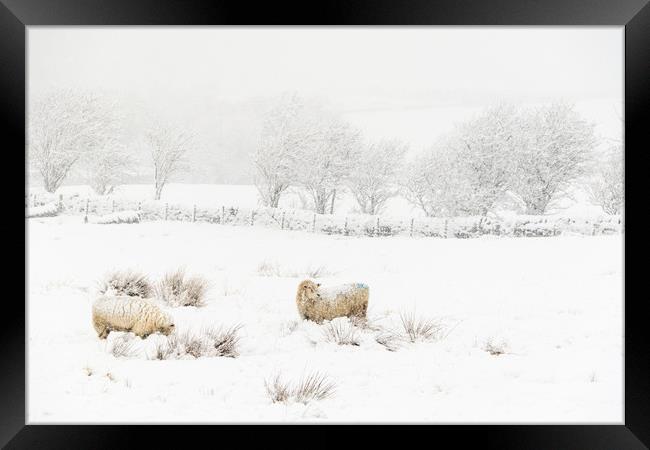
[99,269,153,298]
[156,268,208,307]
[264,371,336,405]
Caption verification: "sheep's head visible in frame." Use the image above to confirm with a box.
[297,280,321,302]
[157,314,176,336]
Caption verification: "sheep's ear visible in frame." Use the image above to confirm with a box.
[317,283,321,287]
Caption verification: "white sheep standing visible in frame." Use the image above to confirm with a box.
[296,280,369,323]
[92,295,175,339]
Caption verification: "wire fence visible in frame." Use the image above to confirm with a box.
[26,192,623,239]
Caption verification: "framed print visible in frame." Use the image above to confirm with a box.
[4,0,648,447]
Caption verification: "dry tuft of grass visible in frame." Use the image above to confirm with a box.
[110,335,138,358]
[399,312,446,343]
[156,268,208,307]
[99,269,152,298]
[293,372,336,404]
[156,325,242,359]
[203,325,242,358]
[375,331,402,352]
[82,365,94,376]
[258,260,335,279]
[264,371,336,405]
[257,260,281,277]
[304,265,336,278]
[150,340,173,360]
[264,374,292,404]
[323,319,360,346]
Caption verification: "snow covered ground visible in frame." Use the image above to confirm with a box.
[27,216,623,423]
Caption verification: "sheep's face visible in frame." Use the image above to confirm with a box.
[298,280,321,302]
[159,323,175,336]
[157,316,176,336]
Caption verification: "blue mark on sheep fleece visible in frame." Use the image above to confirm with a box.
[355,283,369,289]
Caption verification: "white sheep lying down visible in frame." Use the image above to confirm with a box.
[296,280,369,323]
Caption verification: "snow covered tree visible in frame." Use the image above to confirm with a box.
[401,142,470,217]
[147,124,194,200]
[85,146,132,195]
[402,106,520,217]
[511,103,597,214]
[254,94,315,208]
[296,114,362,214]
[451,104,521,215]
[29,90,118,193]
[348,139,407,215]
[586,144,624,214]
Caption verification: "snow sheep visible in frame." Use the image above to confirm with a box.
[295,280,369,323]
[92,295,175,339]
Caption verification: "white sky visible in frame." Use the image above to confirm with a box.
[28,27,623,182]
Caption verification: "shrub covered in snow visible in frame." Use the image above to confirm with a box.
[156,269,208,307]
[90,210,141,224]
[98,269,153,298]
[26,202,59,218]
[482,337,510,356]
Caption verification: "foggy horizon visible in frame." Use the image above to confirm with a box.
[28,26,623,185]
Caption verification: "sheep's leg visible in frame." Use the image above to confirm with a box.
[93,317,110,339]
[98,327,110,339]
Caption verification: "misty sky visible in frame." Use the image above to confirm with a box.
[28,27,623,184]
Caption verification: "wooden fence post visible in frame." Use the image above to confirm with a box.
[444,219,449,238]
[112,199,116,213]
[84,198,89,222]
[221,206,225,224]
[410,218,414,237]
[312,213,316,232]
[376,217,380,236]
[344,217,348,235]
[138,201,142,211]
[251,210,255,226]
[58,194,63,212]
[192,205,196,222]
[281,211,286,230]
[164,203,168,221]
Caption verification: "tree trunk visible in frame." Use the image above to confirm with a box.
[44,180,56,193]
[329,189,336,214]
[155,183,163,201]
[525,203,546,215]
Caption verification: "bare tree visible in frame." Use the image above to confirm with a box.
[349,139,407,215]
[296,114,361,214]
[254,94,314,207]
[147,124,193,200]
[586,144,624,214]
[511,103,597,214]
[29,90,117,192]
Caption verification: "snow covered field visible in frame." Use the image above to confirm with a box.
[27,216,623,423]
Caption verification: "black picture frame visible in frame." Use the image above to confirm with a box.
[5,0,647,448]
